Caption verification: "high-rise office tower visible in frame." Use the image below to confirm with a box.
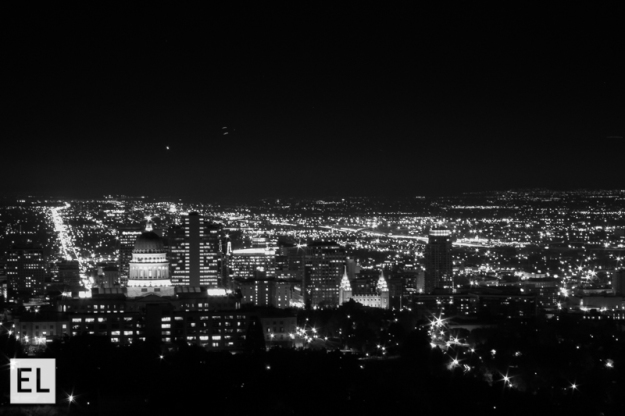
[168,212,222,287]
[424,228,453,293]
[206,221,228,288]
[118,225,143,286]
[6,244,46,302]
[304,241,346,307]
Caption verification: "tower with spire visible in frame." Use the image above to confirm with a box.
[339,266,352,304]
[376,269,389,309]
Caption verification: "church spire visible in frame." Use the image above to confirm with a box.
[339,265,352,304]
[340,266,352,291]
[377,268,388,292]
[145,216,153,232]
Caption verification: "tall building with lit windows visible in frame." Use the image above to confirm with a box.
[237,278,302,308]
[424,228,453,293]
[6,244,46,302]
[168,212,222,287]
[230,248,276,280]
[303,241,346,307]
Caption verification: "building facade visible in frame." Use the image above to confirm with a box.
[238,278,303,308]
[16,290,251,351]
[230,248,276,280]
[339,268,389,309]
[424,228,453,293]
[168,213,222,287]
[408,288,538,320]
[260,315,297,348]
[6,244,46,302]
[57,260,81,291]
[303,242,346,307]
[127,223,172,293]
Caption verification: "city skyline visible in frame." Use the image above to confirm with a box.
[3,4,623,200]
[1,189,625,413]
[2,3,625,414]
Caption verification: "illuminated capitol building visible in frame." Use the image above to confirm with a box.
[126,221,175,296]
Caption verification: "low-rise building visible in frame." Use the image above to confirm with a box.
[259,313,297,348]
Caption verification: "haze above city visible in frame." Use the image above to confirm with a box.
[3,4,623,201]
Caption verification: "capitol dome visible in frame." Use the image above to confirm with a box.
[133,231,165,253]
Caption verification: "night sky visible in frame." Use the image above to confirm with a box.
[3,3,623,201]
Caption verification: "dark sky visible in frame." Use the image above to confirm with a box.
[3,3,623,201]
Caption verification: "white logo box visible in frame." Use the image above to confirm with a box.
[10,359,56,404]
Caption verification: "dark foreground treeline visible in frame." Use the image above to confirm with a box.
[0,322,624,415]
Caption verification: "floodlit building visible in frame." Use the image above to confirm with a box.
[338,268,389,309]
[127,222,172,297]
